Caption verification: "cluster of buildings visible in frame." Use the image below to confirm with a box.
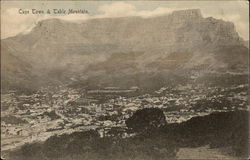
[1,84,248,151]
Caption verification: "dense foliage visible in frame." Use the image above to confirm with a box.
[7,110,249,160]
[125,108,166,132]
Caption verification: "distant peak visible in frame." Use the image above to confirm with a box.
[171,9,202,18]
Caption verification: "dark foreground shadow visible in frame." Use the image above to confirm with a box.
[6,110,249,160]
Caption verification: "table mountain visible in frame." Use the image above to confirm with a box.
[2,9,248,90]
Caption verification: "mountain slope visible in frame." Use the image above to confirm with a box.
[1,9,248,89]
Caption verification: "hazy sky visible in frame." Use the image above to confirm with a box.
[1,1,249,40]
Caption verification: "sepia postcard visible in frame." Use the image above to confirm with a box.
[1,0,249,159]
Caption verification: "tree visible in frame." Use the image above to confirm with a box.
[125,108,166,132]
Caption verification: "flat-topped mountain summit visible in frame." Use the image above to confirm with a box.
[4,9,243,52]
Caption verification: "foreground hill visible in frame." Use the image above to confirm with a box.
[6,110,249,160]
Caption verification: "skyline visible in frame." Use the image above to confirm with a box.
[1,1,249,40]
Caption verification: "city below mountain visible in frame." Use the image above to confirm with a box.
[1,7,249,160]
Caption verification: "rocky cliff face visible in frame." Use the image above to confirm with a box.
[2,9,248,90]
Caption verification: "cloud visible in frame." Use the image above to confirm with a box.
[97,2,137,17]
[137,7,178,18]
[96,2,188,18]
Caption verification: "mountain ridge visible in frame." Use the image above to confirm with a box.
[1,9,248,90]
